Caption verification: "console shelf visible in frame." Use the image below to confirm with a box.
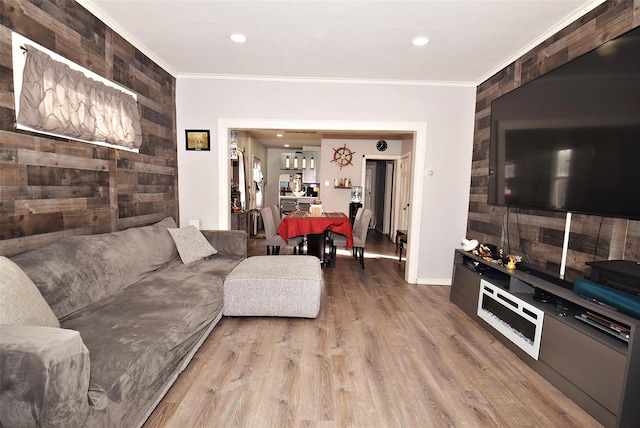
[450,250,640,428]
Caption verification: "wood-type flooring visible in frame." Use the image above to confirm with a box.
[144,230,601,428]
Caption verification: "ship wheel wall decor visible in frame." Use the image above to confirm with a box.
[331,144,356,170]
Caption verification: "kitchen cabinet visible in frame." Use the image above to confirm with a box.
[302,151,319,183]
[302,166,317,183]
[280,151,319,183]
[280,152,302,170]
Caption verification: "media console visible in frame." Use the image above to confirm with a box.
[450,250,640,428]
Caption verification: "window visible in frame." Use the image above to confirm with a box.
[12,32,141,152]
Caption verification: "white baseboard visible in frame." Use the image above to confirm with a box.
[416,278,451,286]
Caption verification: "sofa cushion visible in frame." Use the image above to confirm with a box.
[0,257,60,328]
[12,217,179,320]
[168,226,217,264]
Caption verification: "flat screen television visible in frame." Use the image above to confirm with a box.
[488,26,640,219]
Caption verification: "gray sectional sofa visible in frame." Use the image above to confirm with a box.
[0,217,247,428]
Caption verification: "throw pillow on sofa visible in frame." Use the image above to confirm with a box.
[0,256,60,328]
[168,226,217,264]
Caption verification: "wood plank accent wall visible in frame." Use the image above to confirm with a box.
[469,0,640,279]
[0,0,178,256]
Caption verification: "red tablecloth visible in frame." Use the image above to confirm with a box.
[278,211,353,249]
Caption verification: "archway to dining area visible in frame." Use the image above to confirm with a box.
[217,119,427,284]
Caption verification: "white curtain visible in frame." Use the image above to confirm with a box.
[252,156,264,210]
[237,151,247,210]
[18,45,142,150]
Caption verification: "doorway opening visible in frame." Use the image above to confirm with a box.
[361,152,409,270]
[217,119,427,283]
[365,159,395,236]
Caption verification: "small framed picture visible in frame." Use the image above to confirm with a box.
[185,129,210,151]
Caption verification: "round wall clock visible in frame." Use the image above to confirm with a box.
[331,144,355,170]
[376,139,388,152]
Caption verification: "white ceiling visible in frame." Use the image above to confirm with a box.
[79,0,603,84]
[77,0,603,147]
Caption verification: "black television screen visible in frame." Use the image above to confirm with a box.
[488,26,640,219]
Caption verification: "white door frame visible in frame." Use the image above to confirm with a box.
[364,163,375,228]
[383,161,394,235]
[218,118,427,284]
[398,152,412,233]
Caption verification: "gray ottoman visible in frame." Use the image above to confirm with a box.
[223,255,323,318]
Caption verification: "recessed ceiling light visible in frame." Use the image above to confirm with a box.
[412,36,430,46]
[284,144,290,148]
[276,133,284,137]
[230,33,247,43]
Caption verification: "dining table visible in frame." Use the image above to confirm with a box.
[277,210,353,264]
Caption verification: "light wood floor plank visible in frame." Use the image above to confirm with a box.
[144,231,602,428]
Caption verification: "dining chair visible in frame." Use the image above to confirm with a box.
[260,206,304,255]
[347,207,364,259]
[330,208,372,269]
[274,205,307,254]
[326,207,360,267]
[279,199,297,216]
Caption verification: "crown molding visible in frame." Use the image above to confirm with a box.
[75,0,178,77]
[177,73,476,88]
[78,0,605,89]
[475,0,606,85]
